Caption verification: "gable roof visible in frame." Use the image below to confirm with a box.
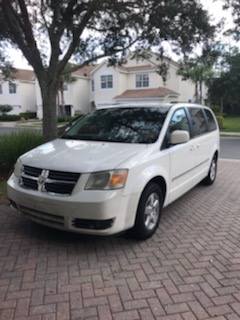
[73,65,97,78]
[90,51,180,75]
[118,64,156,72]
[7,65,97,83]
[115,87,179,100]
[11,69,35,82]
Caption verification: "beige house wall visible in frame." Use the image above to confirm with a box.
[91,55,206,106]
[0,80,36,115]
[36,77,91,119]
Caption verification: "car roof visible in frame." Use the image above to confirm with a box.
[97,103,173,110]
[97,102,210,111]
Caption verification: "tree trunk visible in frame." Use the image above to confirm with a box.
[200,81,203,104]
[60,88,65,108]
[60,88,65,116]
[194,82,199,103]
[40,83,58,141]
[220,97,224,114]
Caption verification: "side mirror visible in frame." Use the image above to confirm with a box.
[170,130,190,145]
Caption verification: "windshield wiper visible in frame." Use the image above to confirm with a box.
[61,135,81,140]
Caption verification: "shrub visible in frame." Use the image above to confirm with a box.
[0,115,21,121]
[0,131,44,177]
[57,116,74,123]
[19,112,37,120]
[0,105,13,115]
[216,115,224,130]
[57,114,84,123]
[211,105,221,115]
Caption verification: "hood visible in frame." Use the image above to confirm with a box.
[20,138,148,173]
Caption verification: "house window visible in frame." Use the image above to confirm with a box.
[0,84,2,94]
[9,82,17,94]
[63,83,68,91]
[91,80,95,91]
[136,73,149,88]
[101,75,113,89]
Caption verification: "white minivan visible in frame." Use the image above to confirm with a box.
[7,103,219,239]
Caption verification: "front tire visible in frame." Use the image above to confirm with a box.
[203,155,218,185]
[131,183,163,240]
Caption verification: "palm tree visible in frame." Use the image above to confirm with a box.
[178,59,214,104]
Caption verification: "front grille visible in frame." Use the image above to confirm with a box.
[23,165,42,177]
[22,176,38,190]
[72,218,114,230]
[19,205,64,226]
[45,182,75,195]
[21,165,80,196]
[48,170,80,182]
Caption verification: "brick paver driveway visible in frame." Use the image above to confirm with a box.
[1,160,240,320]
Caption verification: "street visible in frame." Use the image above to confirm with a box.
[220,137,240,160]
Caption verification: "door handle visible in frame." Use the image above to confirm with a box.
[190,145,195,151]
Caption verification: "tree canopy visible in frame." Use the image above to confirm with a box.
[178,46,219,104]
[0,0,215,140]
[208,50,240,115]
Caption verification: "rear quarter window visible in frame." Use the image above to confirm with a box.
[204,109,217,132]
[188,107,208,137]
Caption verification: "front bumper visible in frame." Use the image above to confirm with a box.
[7,174,138,235]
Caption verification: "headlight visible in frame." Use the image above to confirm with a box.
[85,169,128,190]
[14,159,23,178]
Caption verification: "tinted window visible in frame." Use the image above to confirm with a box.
[62,107,169,144]
[162,109,190,149]
[188,108,208,137]
[169,108,190,133]
[204,109,217,132]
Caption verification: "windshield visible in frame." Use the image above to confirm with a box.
[62,107,169,144]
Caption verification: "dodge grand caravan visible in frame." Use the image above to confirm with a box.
[7,103,219,239]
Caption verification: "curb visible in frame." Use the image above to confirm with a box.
[220,132,240,138]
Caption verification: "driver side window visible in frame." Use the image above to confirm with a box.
[162,108,190,149]
[169,109,190,133]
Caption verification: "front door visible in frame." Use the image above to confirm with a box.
[165,108,196,203]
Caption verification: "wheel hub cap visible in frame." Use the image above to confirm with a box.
[144,193,160,231]
[210,160,216,181]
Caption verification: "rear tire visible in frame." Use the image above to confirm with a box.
[203,155,218,186]
[131,183,163,240]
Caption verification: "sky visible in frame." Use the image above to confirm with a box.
[9,0,234,69]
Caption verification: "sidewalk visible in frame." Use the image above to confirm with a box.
[0,120,66,129]
[220,131,240,137]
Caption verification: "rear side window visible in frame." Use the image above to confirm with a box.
[204,109,217,132]
[188,108,208,137]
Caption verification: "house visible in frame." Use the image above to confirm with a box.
[1,52,207,119]
[0,69,36,115]
[35,65,95,119]
[90,53,207,107]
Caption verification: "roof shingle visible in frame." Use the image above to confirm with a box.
[115,87,179,100]
[73,65,97,77]
[12,69,35,82]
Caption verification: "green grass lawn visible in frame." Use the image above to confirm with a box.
[223,117,240,132]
